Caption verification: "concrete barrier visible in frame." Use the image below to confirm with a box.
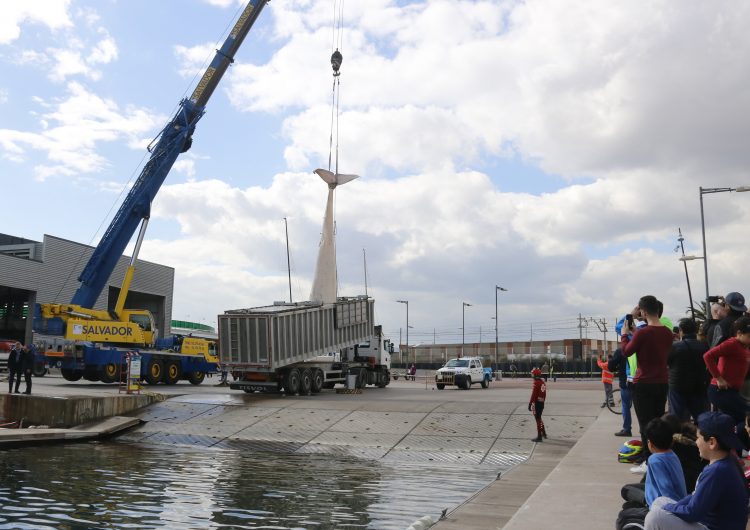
[0,393,157,428]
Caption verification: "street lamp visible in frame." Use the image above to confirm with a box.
[397,300,408,365]
[698,186,750,315]
[495,286,508,369]
[676,229,696,320]
[462,302,471,358]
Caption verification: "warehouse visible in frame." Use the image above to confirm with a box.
[0,233,174,345]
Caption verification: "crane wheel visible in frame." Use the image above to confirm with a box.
[100,363,120,384]
[188,371,205,385]
[144,359,163,385]
[163,361,181,385]
[61,368,83,382]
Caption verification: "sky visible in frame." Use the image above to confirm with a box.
[1,0,750,346]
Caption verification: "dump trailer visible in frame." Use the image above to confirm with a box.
[219,297,391,394]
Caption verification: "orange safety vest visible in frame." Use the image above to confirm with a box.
[596,359,614,385]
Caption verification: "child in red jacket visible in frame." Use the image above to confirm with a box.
[529,367,548,442]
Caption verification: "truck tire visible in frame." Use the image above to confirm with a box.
[163,361,181,385]
[33,362,47,377]
[463,376,471,390]
[61,368,83,382]
[436,383,445,390]
[100,363,120,384]
[285,368,301,395]
[481,376,489,389]
[144,359,163,385]
[299,369,312,395]
[188,371,205,385]
[310,369,323,394]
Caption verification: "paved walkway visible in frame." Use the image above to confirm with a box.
[434,406,637,530]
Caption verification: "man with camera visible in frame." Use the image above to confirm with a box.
[709,291,746,347]
[620,295,674,468]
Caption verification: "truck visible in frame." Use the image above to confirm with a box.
[434,357,492,390]
[219,298,392,394]
[33,1,270,385]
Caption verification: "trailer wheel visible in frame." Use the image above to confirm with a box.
[436,383,445,390]
[61,368,83,382]
[33,362,48,377]
[188,371,205,385]
[311,369,324,393]
[144,360,163,385]
[284,368,301,395]
[100,363,120,384]
[163,361,181,385]
[299,369,312,395]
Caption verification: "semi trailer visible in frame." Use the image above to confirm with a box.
[219,297,392,394]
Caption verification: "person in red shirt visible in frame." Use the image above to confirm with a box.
[703,316,750,427]
[621,295,674,465]
[529,367,547,442]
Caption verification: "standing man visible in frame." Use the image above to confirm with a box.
[667,318,709,422]
[621,295,674,468]
[18,344,34,395]
[609,346,633,437]
[7,342,21,393]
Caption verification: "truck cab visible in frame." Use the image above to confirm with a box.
[435,356,490,390]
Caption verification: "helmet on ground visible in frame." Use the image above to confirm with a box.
[618,439,643,463]
[531,368,542,377]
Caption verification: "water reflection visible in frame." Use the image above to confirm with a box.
[0,442,500,529]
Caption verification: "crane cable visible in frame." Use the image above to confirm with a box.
[326,0,345,295]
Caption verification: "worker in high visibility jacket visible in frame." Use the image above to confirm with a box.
[597,355,616,408]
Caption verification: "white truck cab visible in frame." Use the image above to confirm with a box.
[435,357,489,390]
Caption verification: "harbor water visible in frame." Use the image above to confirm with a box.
[0,441,500,529]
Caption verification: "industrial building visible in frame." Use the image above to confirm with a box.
[0,233,174,345]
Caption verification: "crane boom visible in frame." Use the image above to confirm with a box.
[71,0,269,308]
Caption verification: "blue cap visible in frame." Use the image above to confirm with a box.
[725,292,747,312]
[697,411,743,452]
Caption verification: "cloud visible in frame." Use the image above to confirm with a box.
[0,1,73,45]
[0,82,165,181]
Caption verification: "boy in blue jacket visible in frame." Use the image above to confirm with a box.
[645,411,748,530]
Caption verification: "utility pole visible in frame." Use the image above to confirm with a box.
[590,317,608,356]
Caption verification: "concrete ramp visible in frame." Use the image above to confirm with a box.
[0,416,140,446]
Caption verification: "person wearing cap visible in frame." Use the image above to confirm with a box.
[710,291,747,347]
[528,367,547,443]
[644,411,748,530]
[703,315,750,427]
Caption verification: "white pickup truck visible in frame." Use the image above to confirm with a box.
[435,357,491,390]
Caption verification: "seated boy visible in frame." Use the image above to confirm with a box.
[645,411,749,530]
[617,418,687,529]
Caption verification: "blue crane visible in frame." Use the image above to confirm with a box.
[72,0,269,309]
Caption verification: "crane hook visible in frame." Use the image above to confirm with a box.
[331,49,342,77]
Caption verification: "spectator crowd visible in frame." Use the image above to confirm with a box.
[608,292,750,530]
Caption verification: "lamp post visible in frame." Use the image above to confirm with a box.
[698,186,750,316]
[676,228,695,320]
[495,286,507,369]
[462,302,471,358]
[397,300,408,365]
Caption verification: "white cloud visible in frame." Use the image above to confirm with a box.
[174,42,216,79]
[0,82,165,181]
[0,1,73,45]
